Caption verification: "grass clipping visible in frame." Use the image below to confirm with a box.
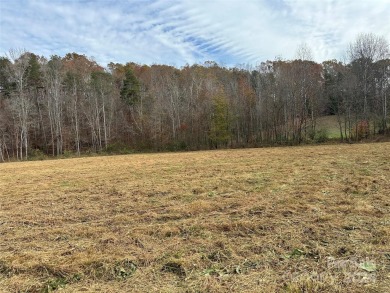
[0,143,389,292]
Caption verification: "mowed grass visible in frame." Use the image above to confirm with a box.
[0,143,389,292]
[316,115,342,139]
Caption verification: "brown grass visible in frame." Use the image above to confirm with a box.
[0,143,389,292]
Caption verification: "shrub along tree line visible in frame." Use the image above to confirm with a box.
[0,33,389,161]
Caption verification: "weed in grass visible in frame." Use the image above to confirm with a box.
[161,262,186,277]
[0,261,13,277]
[284,248,306,259]
[41,277,68,293]
[83,259,137,281]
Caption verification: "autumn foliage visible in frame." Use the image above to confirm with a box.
[0,34,389,161]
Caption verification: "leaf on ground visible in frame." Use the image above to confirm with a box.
[284,248,305,259]
[359,261,376,272]
[115,260,137,279]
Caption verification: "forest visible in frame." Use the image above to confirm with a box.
[0,33,389,161]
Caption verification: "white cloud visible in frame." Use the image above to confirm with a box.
[0,0,389,67]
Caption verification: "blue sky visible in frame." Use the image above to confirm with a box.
[0,0,389,67]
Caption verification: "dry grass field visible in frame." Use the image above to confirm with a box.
[0,143,389,292]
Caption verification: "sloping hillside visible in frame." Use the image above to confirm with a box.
[0,143,389,292]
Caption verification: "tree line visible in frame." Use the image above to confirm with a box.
[0,33,389,161]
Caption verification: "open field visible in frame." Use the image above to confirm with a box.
[0,143,389,292]
[316,116,342,139]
